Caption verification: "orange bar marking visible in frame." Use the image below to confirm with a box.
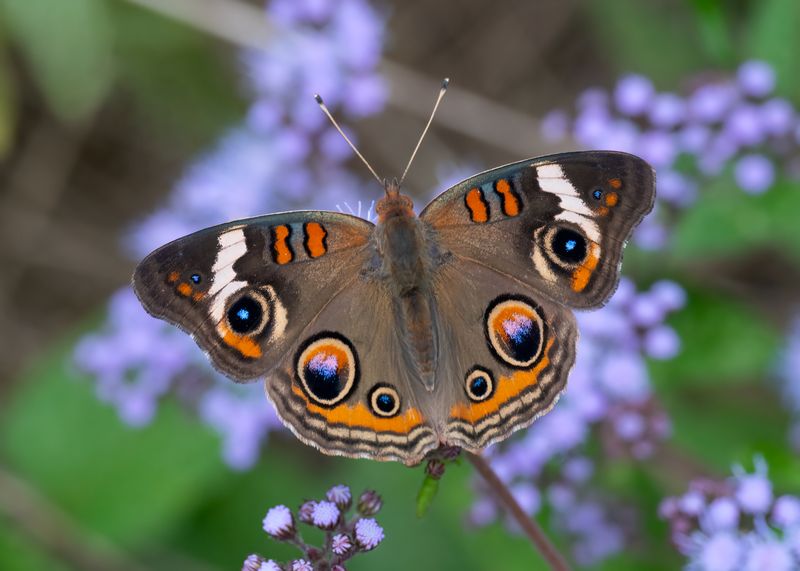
[495,178,520,216]
[304,222,327,258]
[272,224,293,265]
[292,385,425,433]
[449,339,554,422]
[571,242,600,292]
[466,188,489,223]
[604,192,619,207]
[177,282,192,297]
[219,323,263,358]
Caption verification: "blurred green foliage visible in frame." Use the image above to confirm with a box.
[0,0,799,569]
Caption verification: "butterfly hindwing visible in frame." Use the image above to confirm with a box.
[133,211,374,381]
[421,151,655,309]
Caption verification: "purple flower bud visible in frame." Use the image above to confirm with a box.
[614,411,646,441]
[563,457,593,484]
[298,501,317,524]
[689,83,738,123]
[326,485,352,510]
[331,566,347,571]
[650,280,687,311]
[679,490,706,516]
[259,561,282,571]
[705,497,740,531]
[734,154,775,194]
[644,325,681,360]
[357,490,383,516]
[291,560,313,571]
[657,170,698,207]
[331,533,352,556]
[311,501,340,530]
[725,104,765,146]
[737,60,776,98]
[354,518,384,551]
[735,474,773,515]
[637,130,677,168]
[242,554,265,571]
[761,98,795,136]
[263,505,296,540]
[649,93,686,128]
[510,484,541,516]
[679,123,711,153]
[773,495,800,528]
[692,532,743,570]
[615,74,655,116]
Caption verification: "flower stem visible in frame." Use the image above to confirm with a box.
[467,453,572,571]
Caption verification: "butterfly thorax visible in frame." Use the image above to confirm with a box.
[375,182,439,391]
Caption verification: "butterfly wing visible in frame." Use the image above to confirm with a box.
[264,277,439,465]
[429,258,577,451]
[420,151,655,309]
[133,211,374,381]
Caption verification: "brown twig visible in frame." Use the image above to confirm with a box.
[467,453,573,571]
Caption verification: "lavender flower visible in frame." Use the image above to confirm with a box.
[542,60,800,250]
[75,0,388,469]
[247,485,385,569]
[354,518,384,551]
[326,485,352,510]
[661,457,800,570]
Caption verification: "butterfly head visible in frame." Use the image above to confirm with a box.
[376,178,415,222]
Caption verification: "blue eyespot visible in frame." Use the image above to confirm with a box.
[470,376,488,397]
[465,367,494,402]
[190,273,202,284]
[227,295,263,334]
[369,385,400,417]
[551,228,587,265]
[592,188,603,200]
[377,394,393,409]
[565,239,577,252]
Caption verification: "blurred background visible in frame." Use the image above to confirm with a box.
[1,0,800,569]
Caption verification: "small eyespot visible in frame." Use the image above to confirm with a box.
[190,273,202,284]
[592,188,603,200]
[227,294,267,334]
[465,367,494,402]
[551,227,587,265]
[369,385,401,417]
[296,333,359,407]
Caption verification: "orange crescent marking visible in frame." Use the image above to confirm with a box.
[571,242,600,292]
[465,188,489,223]
[304,222,327,258]
[449,338,554,422]
[609,178,622,189]
[192,291,205,302]
[604,191,619,207]
[495,178,520,217]
[177,282,193,297]
[218,323,263,358]
[273,225,293,265]
[291,385,425,433]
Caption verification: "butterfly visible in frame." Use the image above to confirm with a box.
[133,86,655,466]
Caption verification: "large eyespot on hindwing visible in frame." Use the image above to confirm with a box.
[295,332,359,407]
[368,384,401,418]
[464,366,495,402]
[225,289,272,336]
[484,295,546,369]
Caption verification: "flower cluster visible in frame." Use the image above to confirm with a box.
[660,457,800,570]
[74,0,387,469]
[469,278,685,565]
[543,60,800,249]
[244,485,385,570]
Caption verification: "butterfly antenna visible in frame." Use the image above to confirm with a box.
[399,78,449,187]
[314,94,382,185]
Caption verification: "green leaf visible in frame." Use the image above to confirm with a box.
[746,0,800,97]
[415,474,440,518]
[0,346,228,548]
[0,0,114,122]
[649,287,781,387]
[672,177,800,261]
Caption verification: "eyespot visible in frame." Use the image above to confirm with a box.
[551,227,587,265]
[226,291,270,335]
[592,188,603,200]
[465,367,494,402]
[296,333,358,407]
[485,295,546,369]
[368,384,401,417]
[190,273,202,284]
